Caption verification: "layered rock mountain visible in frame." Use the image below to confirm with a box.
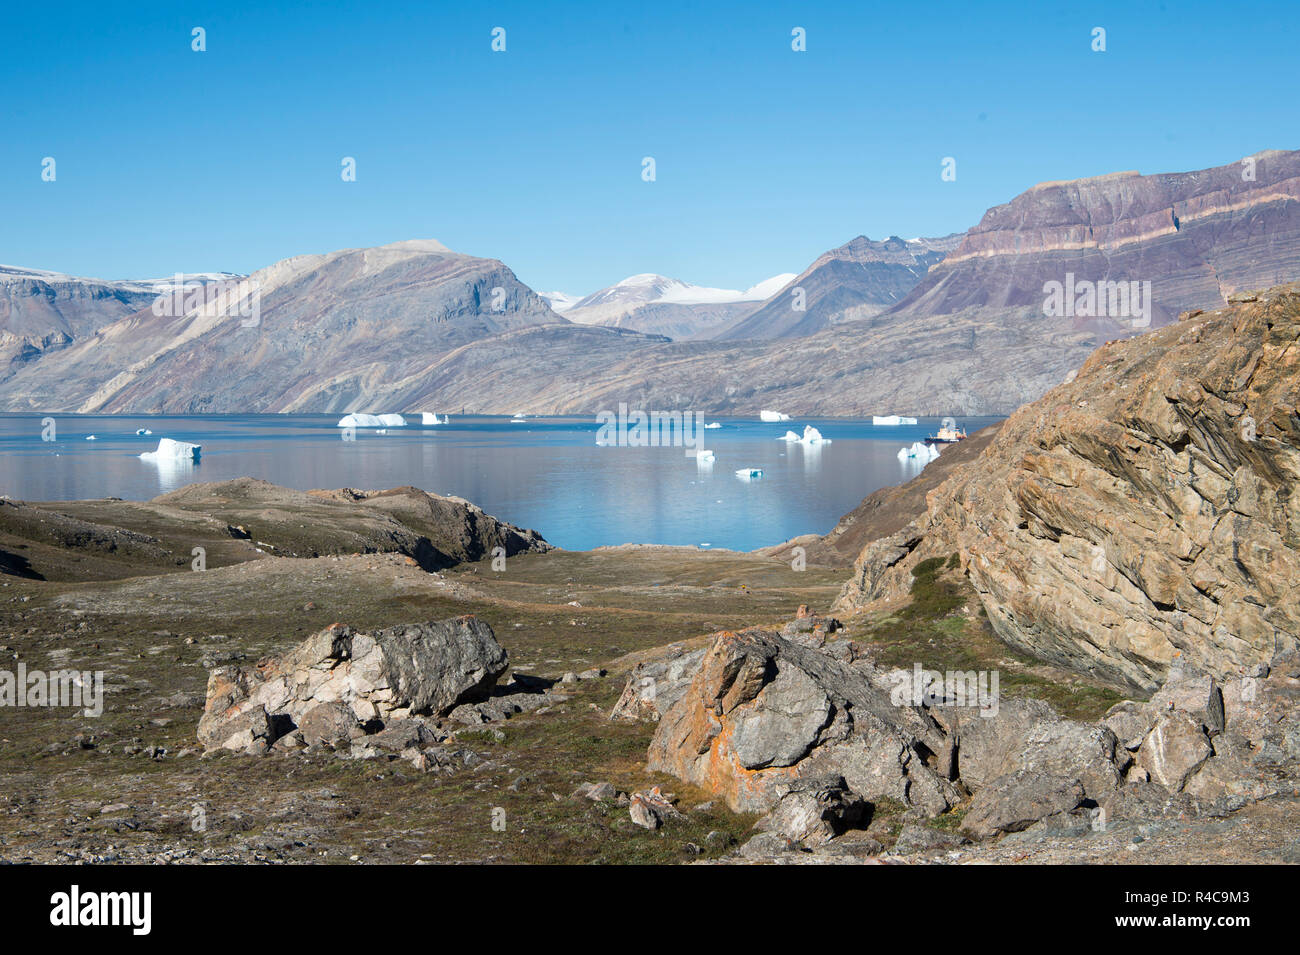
[836,284,1300,692]
[3,152,1299,416]
[0,266,236,375]
[0,240,565,413]
[892,149,1300,329]
[715,235,960,340]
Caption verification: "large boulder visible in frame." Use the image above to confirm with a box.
[198,616,508,752]
[646,627,956,817]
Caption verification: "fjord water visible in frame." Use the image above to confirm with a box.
[0,415,1000,551]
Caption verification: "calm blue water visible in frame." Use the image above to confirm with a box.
[0,414,1000,551]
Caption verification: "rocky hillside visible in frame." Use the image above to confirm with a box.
[716,235,959,340]
[893,150,1300,329]
[0,477,549,580]
[0,268,234,377]
[837,284,1300,691]
[0,241,566,413]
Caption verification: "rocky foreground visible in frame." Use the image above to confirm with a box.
[3,288,1300,864]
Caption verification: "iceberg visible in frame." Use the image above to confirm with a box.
[873,415,918,426]
[85,435,96,441]
[337,413,406,428]
[735,467,764,479]
[705,422,722,429]
[778,430,801,442]
[800,425,830,445]
[760,410,790,422]
[135,428,153,435]
[140,438,202,462]
[420,412,449,425]
[897,441,939,462]
[695,448,715,463]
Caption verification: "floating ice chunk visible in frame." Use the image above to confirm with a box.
[704,422,722,429]
[778,430,801,442]
[510,413,527,423]
[873,415,919,426]
[420,412,449,425]
[735,467,764,479]
[800,426,830,445]
[135,428,153,436]
[897,441,938,462]
[337,413,406,428]
[140,438,201,461]
[759,410,790,422]
[85,435,96,441]
[695,448,715,462]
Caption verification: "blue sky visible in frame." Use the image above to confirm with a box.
[2,0,1297,295]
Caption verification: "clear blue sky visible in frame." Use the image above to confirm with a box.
[2,0,1297,295]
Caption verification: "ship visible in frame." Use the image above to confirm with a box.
[924,423,967,444]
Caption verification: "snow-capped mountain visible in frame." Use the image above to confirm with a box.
[555,272,797,340]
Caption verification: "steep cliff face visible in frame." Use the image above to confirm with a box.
[893,150,1300,328]
[836,285,1300,691]
[0,268,169,376]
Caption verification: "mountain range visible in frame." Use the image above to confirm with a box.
[2,149,1298,415]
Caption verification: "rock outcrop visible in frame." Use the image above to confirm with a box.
[837,285,1300,691]
[638,610,1300,846]
[198,616,509,754]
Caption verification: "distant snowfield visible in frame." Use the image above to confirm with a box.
[543,271,797,320]
[0,264,244,294]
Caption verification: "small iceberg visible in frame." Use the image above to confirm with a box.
[420,412,450,425]
[695,448,716,463]
[140,437,201,462]
[873,415,918,426]
[510,413,527,423]
[735,467,764,479]
[85,435,96,441]
[704,422,722,429]
[135,428,153,436]
[760,410,790,422]
[897,441,939,462]
[337,413,406,428]
[800,425,830,445]
[778,430,801,442]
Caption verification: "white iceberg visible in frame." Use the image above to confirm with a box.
[140,438,202,462]
[778,430,801,442]
[897,441,939,462]
[135,428,153,435]
[695,448,716,462]
[337,413,406,428]
[704,422,722,429]
[735,467,764,479]
[800,425,830,445]
[420,412,449,425]
[873,415,918,426]
[760,410,791,422]
[85,435,96,441]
